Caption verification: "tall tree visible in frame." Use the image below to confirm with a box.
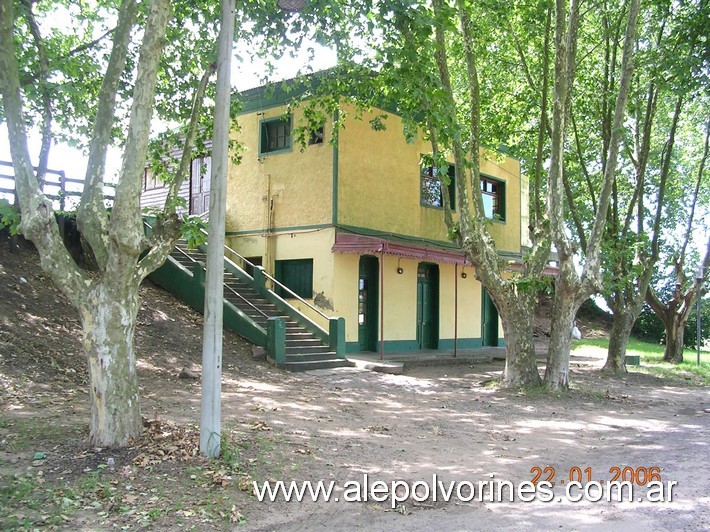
[362,0,555,387]
[0,0,219,446]
[543,0,641,389]
[559,0,709,371]
[645,115,710,362]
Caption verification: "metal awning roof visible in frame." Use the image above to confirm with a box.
[332,230,559,275]
[332,231,468,265]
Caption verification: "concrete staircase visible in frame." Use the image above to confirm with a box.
[166,240,351,372]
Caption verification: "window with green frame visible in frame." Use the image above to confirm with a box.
[420,162,456,209]
[275,258,313,299]
[260,116,291,155]
[480,176,505,221]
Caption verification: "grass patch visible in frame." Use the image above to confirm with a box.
[0,472,77,528]
[1,417,84,452]
[572,338,710,385]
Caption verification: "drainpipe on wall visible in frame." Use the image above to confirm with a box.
[265,173,274,277]
[380,248,385,361]
[454,263,458,358]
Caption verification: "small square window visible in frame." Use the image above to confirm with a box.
[260,116,291,156]
[309,125,325,145]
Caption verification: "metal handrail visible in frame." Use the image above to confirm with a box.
[173,241,270,320]
[198,227,256,272]
[143,220,269,320]
[197,227,331,323]
[260,270,330,322]
[221,281,270,320]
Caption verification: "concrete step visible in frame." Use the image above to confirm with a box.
[283,352,340,363]
[285,338,324,348]
[165,240,346,373]
[286,345,332,355]
[275,358,353,371]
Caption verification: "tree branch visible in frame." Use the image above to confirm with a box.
[0,0,88,305]
[164,64,215,217]
[137,64,216,281]
[507,18,538,94]
[109,0,171,257]
[533,2,552,226]
[547,0,580,262]
[77,0,138,271]
[649,95,682,262]
[19,0,52,184]
[679,114,709,265]
[582,0,640,292]
[570,113,597,212]
[561,165,588,253]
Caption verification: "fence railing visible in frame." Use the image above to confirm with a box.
[0,160,115,210]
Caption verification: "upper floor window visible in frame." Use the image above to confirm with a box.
[421,162,456,209]
[481,176,505,221]
[260,116,291,156]
[309,125,325,145]
[142,168,161,190]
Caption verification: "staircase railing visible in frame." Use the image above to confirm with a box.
[199,227,333,328]
[145,220,271,321]
[143,218,345,360]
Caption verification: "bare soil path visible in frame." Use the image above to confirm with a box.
[1,242,708,530]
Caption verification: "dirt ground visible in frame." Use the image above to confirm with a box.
[1,240,709,530]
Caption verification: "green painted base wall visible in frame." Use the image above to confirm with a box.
[149,257,266,346]
[346,337,489,354]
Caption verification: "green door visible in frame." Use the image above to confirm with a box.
[416,263,439,349]
[481,289,499,347]
[358,256,379,352]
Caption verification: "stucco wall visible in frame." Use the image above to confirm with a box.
[226,228,337,329]
[225,107,333,235]
[337,104,522,253]
[226,101,523,255]
[227,229,489,348]
[331,251,485,348]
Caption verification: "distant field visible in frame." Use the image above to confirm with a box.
[572,337,710,384]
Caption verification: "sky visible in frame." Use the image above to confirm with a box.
[0,41,337,194]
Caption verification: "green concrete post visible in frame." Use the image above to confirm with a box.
[252,266,267,297]
[267,317,286,364]
[329,317,346,359]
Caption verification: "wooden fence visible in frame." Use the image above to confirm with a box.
[0,160,114,211]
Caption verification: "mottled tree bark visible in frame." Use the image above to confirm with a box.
[80,278,142,446]
[498,293,542,387]
[604,307,635,373]
[662,314,687,363]
[0,0,172,447]
[545,0,640,390]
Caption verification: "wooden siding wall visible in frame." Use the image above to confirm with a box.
[140,180,190,214]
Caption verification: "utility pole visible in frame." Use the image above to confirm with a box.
[200,0,235,459]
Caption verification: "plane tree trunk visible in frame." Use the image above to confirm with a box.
[662,314,688,363]
[497,291,541,387]
[0,0,188,447]
[544,0,640,389]
[80,274,143,447]
[603,304,635,373]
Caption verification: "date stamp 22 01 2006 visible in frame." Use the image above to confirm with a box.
[530,465,664,487]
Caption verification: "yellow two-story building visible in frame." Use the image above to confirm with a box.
[219,79,528,355]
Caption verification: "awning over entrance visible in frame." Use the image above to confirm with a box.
[332,231,467,265]
[332,230,559,275]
